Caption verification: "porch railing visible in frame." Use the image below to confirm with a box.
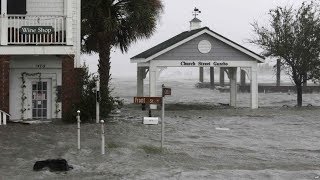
[0,110,10,125]
[7,15,66,45]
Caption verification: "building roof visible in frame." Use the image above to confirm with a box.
[190,17,202,23]
[131,27,265,62]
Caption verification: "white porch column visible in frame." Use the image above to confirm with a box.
[250,64,258,109]
[65,0,73,45]
[74,0,81,67]
[229,67,237,107]
[137,67,145,97]
[0,0,8,45]
[149,65,157,109]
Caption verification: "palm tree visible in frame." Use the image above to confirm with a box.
[81,0,163,117]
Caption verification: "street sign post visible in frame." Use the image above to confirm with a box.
[133,85,171,149]
[96,79,100,124]
[161,85,171,149]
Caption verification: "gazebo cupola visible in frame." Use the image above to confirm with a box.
[190,7,202,30]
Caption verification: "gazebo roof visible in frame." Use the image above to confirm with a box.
[131,27,265,63]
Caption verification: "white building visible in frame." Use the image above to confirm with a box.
[0,0,81,120]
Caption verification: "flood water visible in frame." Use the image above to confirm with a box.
[0,77,320,179]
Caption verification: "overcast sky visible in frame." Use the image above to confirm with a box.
[81,0,309,77]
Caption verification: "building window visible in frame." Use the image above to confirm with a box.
[0,0,27,14]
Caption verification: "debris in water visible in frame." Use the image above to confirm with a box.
[218,103,230,106]
[215,127,230,131]
[33,159,73,172]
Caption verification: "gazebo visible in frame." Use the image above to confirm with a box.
[130,17,264,109]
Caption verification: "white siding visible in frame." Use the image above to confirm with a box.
[5,0,81,63]
[154,34,257,61]
[27,0,64,16]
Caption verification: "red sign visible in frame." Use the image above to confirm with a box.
[134,97,162,104]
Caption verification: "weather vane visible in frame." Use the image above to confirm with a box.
[193,7,201,18]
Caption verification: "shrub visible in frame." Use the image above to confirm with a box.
[63,63,123,123]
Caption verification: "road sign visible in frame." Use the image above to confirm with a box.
[163,88,171,96]
[134,97,162,104]
[143,117,159,125]
[135,84,170,150]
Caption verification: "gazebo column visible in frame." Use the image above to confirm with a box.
[276,59,281,86]
[229,67,237,107]
[149,65,157,109]
[137,66,145,97]
[240,69,246,86]
[199,67,204,83]
[250,64,258,109]
[210,67,215,89]
[220,67,225,87]
[303,73,307,87]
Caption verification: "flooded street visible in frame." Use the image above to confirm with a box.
[1,78,320,179]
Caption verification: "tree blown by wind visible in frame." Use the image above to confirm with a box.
[251,1,320,107]
[81,0,163,117]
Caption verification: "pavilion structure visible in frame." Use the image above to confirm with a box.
[130,14,264,109]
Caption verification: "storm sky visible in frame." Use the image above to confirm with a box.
[82,0,309,77]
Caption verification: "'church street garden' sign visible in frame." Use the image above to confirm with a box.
[19,26,54,34]
[180,61,229,66]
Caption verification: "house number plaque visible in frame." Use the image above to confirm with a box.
[36,64,46,69]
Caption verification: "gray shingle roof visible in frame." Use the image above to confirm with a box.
[131,27,264,60]
[131,27,206,59]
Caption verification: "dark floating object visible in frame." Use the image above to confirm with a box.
[282,105,289,108]
[307,104,313,107]
[218,103,230,106]
[33,159,73,172]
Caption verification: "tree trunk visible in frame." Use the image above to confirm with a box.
[296,84,303,107]
[292,68,302,107]
[97,33,112,117]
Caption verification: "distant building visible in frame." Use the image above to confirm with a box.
[0,0,81,120]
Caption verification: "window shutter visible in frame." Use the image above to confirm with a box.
[8,0,27,14]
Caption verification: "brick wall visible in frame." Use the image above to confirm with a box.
[0,56,10,113]
[61,55,81,119]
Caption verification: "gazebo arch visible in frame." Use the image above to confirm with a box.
[130,26,264,109]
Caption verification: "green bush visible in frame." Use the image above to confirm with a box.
[63,63,123,123]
